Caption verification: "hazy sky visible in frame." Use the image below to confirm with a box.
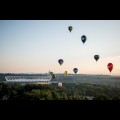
[0,20,120,75]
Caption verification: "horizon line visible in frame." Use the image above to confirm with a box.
[0,72,120,76]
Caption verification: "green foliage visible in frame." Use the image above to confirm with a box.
[49,72,55,79]
[1,82,120,100]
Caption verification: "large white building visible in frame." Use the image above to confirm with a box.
[4,74,52,84]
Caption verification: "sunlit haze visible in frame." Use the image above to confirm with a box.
[0,20,120,75]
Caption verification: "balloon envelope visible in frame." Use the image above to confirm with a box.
[73,68,78,74]
[64,71,67,76]
[107,63,113,72]
[68,26,73,32]
[94,55,99,61]
[81,35,87,44]
[58,59,64,65]
[58,82,62,87]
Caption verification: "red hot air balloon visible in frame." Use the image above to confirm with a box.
[107,63,113,73]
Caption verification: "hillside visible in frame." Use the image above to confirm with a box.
[1,73,120,87]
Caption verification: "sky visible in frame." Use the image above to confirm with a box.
[0,20,120,75]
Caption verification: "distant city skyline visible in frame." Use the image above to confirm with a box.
[0,20,120,75]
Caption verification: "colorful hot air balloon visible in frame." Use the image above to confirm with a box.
[58,59,64,65]
[94,55,100,62]
[68,26,73,32]
[73,68,78,74]
[107,63,113,73]
[64,71,67,76]
[81,35,87,44]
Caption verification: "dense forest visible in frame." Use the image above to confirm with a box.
[0,82,120,100]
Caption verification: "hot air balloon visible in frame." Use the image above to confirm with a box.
[58,59,64,65]
[68,26,73,32]
[73,68,78,74]
[107,63,113,73]
[81,35,87,44]
[58,82,62,87]
[64,71,67,76]
[94,55,99,62]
